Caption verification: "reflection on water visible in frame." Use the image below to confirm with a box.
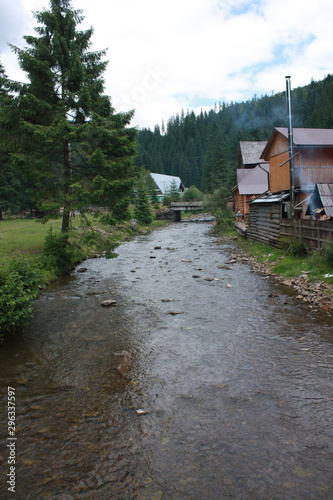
[1,223,333,499]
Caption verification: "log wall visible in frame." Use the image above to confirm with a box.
[247,202,282,247]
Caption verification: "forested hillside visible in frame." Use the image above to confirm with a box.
[135,75,333,192]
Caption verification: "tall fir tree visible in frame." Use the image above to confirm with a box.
[201,124,233,193]
[7,0,137,232]
[134,175,154,225]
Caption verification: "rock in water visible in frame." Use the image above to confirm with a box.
[111,351,132,379]
[101,300,117,307]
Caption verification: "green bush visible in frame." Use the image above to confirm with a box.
[323,236,333,265]
[41,229,75,276]
[203,187,234,232]
[0,256,42,339]
[281,236,308,257]
[182,185,204,201]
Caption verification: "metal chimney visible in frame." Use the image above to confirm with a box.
[285,76,294,218]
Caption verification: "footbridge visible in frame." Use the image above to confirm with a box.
[170,201,203,222]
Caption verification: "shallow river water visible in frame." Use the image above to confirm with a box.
[1,222,333,499]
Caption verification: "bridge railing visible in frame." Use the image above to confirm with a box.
[170,201,203,211]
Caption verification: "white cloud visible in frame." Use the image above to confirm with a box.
[1,0,333,128]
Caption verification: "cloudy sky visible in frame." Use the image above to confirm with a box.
[1,0,332,129]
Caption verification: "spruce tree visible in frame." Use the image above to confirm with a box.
[134,175,154,225]
[7,0,137,232]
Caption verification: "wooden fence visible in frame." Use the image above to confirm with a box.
[247,203,282,247]
[280,219,333,251]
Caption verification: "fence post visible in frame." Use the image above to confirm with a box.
[318,228,320,251]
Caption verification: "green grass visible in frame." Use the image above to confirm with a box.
[0,215,169,281]
[0,218,62,264]
[235,236,333,284]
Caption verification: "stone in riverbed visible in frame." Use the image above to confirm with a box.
[111,351,132,379]
[101,300,117,307]
[77,267,88,273]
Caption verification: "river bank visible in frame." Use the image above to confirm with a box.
[218,232,333,314]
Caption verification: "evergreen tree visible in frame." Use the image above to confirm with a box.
[134,175,154,225]
[166,179,181,201]
[7,0,137,232]
[202,124,233,193]
[0,62,32,218]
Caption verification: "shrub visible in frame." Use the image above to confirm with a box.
[203,187,234,231]
[182,185,204,201]
[41,228,75,276]
[281,236,308,257]
[323,236,333,265]
[0,256,42,339]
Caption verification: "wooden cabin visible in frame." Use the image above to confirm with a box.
[260,128,333,216]
[233,141,269,219]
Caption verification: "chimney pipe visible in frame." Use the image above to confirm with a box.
[285,76,294,218]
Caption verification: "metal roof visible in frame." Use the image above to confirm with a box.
[276,127,333,146]
[317,183,333,217]
[150,173,184,195]
[250,192,289,204]
[261,127,333,159]
[237,164,270,195]
[239,141,268,166]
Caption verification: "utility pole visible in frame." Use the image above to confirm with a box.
[285,76,294,219]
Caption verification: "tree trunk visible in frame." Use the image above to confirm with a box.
[0,209,3,221]
[61,140,71,233]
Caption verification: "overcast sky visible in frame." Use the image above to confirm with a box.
[1,0,332,129]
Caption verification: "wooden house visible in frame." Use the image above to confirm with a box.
[233,141,269,218]
[260,127,333,216]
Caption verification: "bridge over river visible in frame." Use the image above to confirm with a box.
[170,201,203,221]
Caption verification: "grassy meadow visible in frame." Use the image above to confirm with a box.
[0,218,62,264]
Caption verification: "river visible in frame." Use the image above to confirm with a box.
[1,222,333,499]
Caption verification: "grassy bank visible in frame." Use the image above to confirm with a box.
[0,218,62,265]
[0,216,169,281]
[212,223,333,285]
[0,215,169,339]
